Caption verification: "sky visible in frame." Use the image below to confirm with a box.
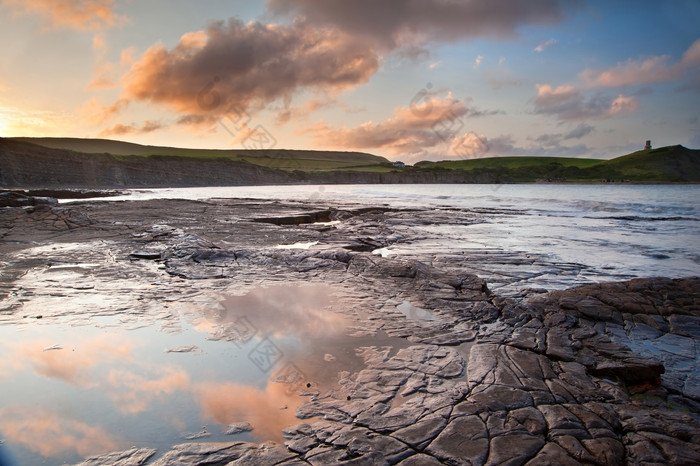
[0,0,699,163]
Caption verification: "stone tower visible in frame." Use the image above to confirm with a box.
[644,140,652,150]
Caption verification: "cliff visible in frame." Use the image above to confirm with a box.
[0,138,297,188]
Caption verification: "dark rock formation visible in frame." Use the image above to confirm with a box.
[0,198,698,465]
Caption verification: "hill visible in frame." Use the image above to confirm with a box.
[416,145,700,182]
[0,138,297,188]
[1,137,698,188]
[10,137,389,171]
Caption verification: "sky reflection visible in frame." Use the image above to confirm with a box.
[0,283,350,464]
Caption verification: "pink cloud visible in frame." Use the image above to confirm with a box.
[106,367,190,414]
[580,39,700,88]
[306,94,498,157]
[534,84,638,121]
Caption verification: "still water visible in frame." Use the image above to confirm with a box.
[0,284,382,465]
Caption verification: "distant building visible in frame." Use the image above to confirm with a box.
[644,140,652,150]
[393,161,406,168]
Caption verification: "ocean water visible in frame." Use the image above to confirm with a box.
[69,184,700,284]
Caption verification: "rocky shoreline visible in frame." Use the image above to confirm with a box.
[1,196,699,465]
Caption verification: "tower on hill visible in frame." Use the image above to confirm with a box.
[644,140,652,150]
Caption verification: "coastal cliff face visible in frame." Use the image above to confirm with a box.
[0,139,296,188]
[0,138,492,188]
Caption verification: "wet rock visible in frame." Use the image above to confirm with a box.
[74,447,156,466]
[395,453,444,465]
[150,441,295,466]
[225,422,254,435]
[0,190,57,207]
[391,413,447,448]
[130,250,162,260]
[426,416,489,465]
[486,433,545,465]
[3,198,700,466]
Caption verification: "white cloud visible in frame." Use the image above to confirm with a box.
[534,38,557,53]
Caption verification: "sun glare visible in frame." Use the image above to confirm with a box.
[0,114,7,135]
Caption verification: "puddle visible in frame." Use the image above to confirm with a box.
[275,241,319,249]
[372,247,394,258]
[0,283,385,465]
[313,220,341,226]
[396,301,437,321]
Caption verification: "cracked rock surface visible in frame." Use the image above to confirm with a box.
[1,197,699,465]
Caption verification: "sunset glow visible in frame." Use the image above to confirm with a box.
[0,0,698,161]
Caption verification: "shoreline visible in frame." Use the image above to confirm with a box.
[0,197,699,464]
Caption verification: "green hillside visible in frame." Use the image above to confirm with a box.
[10,137,389,171]
[415,156,602,170]
[415,145,700,182]
[5,137,698,182]
[601,145,700,181]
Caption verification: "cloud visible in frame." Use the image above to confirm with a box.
[484,68,523,90]
[118,19,379,121]
[483,134,591,157]
[306,94,500,157]
[13,335,133,387]
[564,122,595,139]
[80,98,129,124]
[534,38,557,52]
[98,120,164,137]
[533,84,638,121]
[580,55,679,88]
[107,367,189,414]
[474,55,484,68]
[532,123,595,147]
[194,381,304,441]
[268,0,574,51]
[1,0,125,31]
[0,408,122,458]
[88,61,118,89]
[449,132,489,158]
[580,39,700,88]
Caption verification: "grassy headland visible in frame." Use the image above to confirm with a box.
[3,137,699,185]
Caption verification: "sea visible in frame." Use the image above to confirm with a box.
[69,183,700,286]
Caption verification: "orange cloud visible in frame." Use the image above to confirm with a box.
[116,19,378,122]
[12,335,133,387]
[305,94,499,158]
[80,98,128,124]
[98,120,165,137]
[2,0,125,31]
[0,407,123,458]
[194,381,301,441]
[88,61,118,89]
